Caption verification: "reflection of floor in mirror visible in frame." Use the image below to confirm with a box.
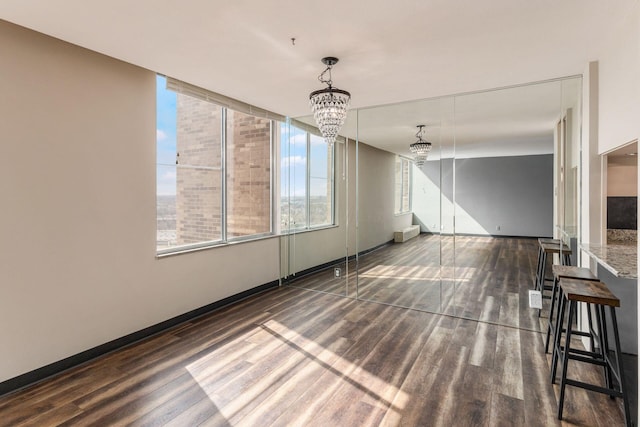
[288,234,543,331]
[287,259,358,297]
[3,285,633,425]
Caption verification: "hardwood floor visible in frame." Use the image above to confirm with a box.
[0,236,633,426]
[290,234,543,331]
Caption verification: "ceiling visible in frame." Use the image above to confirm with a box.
[299,77,581,158]
[0,1,636,156]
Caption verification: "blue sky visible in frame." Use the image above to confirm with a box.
[280,125,307,199]
[156,75,178,196]
[280,126,331,198]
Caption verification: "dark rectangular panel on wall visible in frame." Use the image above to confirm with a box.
[607,196,638,229]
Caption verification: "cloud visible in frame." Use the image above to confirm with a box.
[310,134,328,146]
[157,129,168,141]
[281,155,306,168]
[156,167,177,196]
[162,170,177,180]
[288,132,307,146]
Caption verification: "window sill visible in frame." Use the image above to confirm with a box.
[155,225,339,258]
[279,224,338,236]
[156,233,279,259]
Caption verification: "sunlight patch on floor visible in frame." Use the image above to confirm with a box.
[358,264,477,282]
[185,319,409,423]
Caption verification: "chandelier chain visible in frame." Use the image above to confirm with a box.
[318,65,333,87]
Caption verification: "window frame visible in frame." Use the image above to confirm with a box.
[395,156,412,215]
[223,109,275,242]
[156,75,276,256]
[280,123,336,234]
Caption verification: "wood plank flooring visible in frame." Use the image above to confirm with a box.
[0,236,633,426]
[290,234,542,331]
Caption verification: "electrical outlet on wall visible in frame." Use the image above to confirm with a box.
[334,268,341,278]
[528,290,542,309]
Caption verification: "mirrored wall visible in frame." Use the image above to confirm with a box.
[352,97,455,314]
[281,76,582,332]
[279,120,354,297]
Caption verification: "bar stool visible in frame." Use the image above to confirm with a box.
[551,278,608,384]
[534,238,562,290]
[552,278,631,426]
[534,241,572,296]
[544,265,599,353]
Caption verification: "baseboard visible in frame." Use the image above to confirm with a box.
[358,239,395,256]
[440,232,546,239]
[0,280,279,397]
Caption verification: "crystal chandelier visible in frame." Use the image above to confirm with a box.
[410,125,432,166]
[309,57,351,145]
[414,154,428,167]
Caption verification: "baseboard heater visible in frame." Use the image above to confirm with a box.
[394,225,420,243]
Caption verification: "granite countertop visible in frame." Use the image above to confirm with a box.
[607,228,637,244]
[580,243,638,279]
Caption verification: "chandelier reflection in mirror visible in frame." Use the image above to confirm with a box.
[309,57,351,145]
[410,125,432,166]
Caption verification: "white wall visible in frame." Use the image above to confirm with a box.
[581,62,602,255]
[357,143,412,251]
[595,3,639,271]
[598,2,640,154]
[608,157,638,197]
[412,161,442,233]
[582,2,640,247]
[0,21,280,383]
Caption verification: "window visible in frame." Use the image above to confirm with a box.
[156,75,273,253]
[281,125,307,230]
[308,133,333,227]
[395,156,411,214]
[280,123,335,231]
[226,110,272,238]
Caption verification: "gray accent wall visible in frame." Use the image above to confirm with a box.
[414,154,553,237]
